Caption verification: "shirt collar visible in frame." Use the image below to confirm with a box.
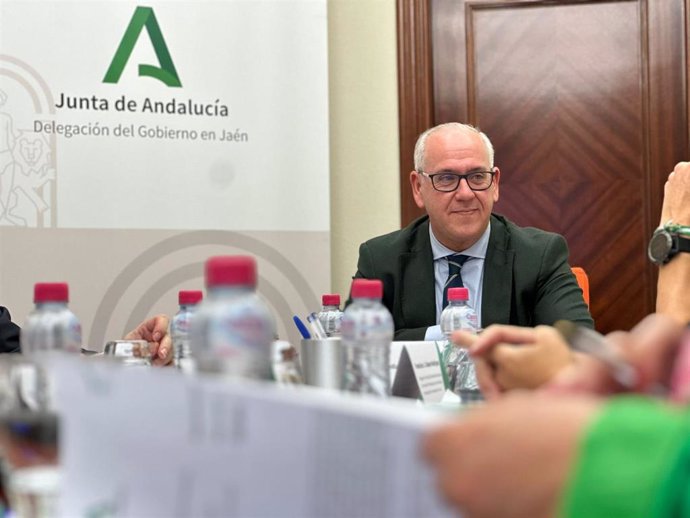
[429,221,491,261]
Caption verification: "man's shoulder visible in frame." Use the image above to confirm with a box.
[0,306,21,353]
[0,306,13,323]
[491,213,565,249]
[363,215,429,251]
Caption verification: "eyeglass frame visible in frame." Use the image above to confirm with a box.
[417,169,496,192]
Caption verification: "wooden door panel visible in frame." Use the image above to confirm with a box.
[397,0,689,332]
[467,1,648,332]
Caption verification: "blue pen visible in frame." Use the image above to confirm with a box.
[293,315,311,339]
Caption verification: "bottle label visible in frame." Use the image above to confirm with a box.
[203,317,274,380]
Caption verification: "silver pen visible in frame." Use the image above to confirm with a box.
[306,312,327,340]
[554,320,638,389]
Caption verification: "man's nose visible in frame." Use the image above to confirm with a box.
[453,178,475,198]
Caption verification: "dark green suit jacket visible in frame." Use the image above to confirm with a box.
[353,214,594,340]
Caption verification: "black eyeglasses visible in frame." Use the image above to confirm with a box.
[419,170,495,192]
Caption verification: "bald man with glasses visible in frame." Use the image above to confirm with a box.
[351,122,593,340]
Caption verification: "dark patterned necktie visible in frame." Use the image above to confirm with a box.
[442,254,470,309]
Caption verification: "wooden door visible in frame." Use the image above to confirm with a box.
[397,0,689,332]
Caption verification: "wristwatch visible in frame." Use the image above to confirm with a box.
[648,227,690,265]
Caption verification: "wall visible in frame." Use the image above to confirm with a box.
[328,0,401,301]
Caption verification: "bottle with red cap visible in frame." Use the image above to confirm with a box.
[439,287,481,402]
[317,294,344,337]
[172,290,203,372]
[21,282,82,411]
[22,282,82,355]
[340,278,393,397]
[190,256,275,379]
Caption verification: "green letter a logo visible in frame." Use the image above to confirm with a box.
[103,6,182,87]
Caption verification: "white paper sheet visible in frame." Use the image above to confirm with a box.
[52,356,457,518]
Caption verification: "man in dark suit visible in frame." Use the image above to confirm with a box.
[353,122,593,340]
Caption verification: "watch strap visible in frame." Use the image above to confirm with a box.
[677,234,690,254]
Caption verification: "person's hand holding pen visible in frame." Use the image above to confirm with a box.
[457,314,687,399]
[454,325,575,399]
[547,314,685,398]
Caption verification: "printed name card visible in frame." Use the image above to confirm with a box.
[390,341,446,403]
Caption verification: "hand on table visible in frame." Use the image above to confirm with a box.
[124,314,172,366]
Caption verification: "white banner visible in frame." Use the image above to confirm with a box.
[0,0,329,345]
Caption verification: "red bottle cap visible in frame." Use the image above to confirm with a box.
[205,256,257,288]
[447,287,469,302]
[179,290,203,305]
[351,279,383,300]
[322,294,340,306]
[34,282,69,303]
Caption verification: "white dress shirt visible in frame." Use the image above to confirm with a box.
[424,222,490,340]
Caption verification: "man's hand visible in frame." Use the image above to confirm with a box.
[124,315,172,366]
[453,325,574,398]
[660,161,690,226]
[423,392,601,518]
[547,313,684,396]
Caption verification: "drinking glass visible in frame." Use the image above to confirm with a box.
[103,339,152,367]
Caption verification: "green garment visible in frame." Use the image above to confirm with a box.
[560,397,690,518]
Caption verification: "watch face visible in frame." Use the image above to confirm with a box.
[648,230,673,265]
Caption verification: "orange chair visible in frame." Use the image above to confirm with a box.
[571,267,590,308]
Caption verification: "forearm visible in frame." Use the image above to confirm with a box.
[656,161,690,324]
[559,397,690,518]
[657,254,690,324]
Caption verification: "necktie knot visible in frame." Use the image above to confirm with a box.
[442,254,470,309]
[447,253,469,275]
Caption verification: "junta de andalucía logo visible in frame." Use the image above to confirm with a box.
[103,6,182,87]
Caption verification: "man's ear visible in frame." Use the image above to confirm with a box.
[410,171,425,209]
[492,167,500,203]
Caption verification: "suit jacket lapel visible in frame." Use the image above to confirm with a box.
[482,216,514,327]
[399,220,436,329]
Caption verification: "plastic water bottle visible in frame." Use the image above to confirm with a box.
[172,290,203,372]
[22,283,81,355]
[317,294,344,337]
[21,282,81,410]
[439,287,482,402]
[190,256,275,379]
[341,279,393,397]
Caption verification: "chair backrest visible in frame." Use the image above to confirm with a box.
[571,266,590,308]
